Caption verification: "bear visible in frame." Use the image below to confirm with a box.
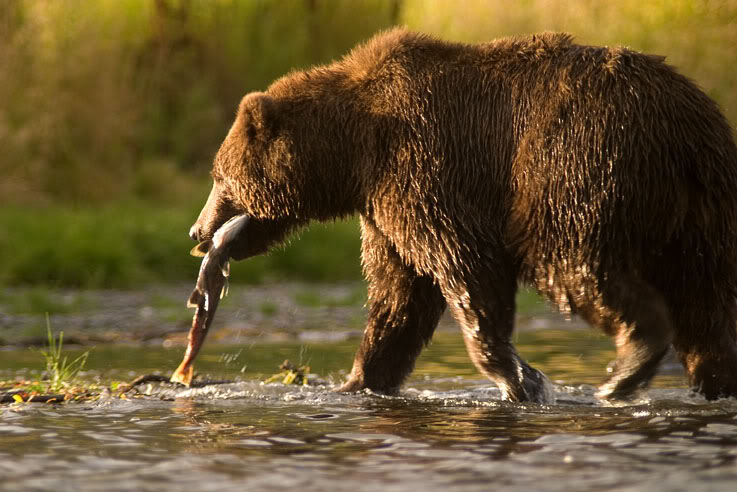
[188,28,737,403]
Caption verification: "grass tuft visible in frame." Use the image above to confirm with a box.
[38,316,91,393]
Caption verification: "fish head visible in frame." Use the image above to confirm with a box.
[212,215,250,250]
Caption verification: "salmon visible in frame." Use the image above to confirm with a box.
[170,214,249,386]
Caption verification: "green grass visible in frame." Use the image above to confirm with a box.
[0,201,363,289]
[0,202,197,288]
[38,318,91,393]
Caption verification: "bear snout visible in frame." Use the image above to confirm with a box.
[189,223,202,242]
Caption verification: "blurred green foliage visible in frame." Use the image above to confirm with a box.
[0,202,362,287]
[0,0,399,203]
[0,0,735,288]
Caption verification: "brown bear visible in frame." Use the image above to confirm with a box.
[189,29,737,403]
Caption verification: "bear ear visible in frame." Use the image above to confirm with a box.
[238,92,279,140]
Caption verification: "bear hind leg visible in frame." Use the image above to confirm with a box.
[581,274,674,400]
[670,291,737,400]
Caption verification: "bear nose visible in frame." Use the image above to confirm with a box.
[189,224,201,242]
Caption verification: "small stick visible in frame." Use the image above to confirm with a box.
[117,374,235,393]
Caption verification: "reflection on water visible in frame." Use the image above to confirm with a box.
[2,330,736,491]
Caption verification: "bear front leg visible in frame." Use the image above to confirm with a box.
[442,264,554,404]
[337,219,446,394]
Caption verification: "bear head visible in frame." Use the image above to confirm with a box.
[189,84,365,260]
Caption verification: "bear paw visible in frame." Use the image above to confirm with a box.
[335,377,400,395]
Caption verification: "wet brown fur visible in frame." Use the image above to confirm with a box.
[190,29,737,402]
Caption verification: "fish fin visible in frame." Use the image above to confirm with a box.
[221,260,231,278]
[187,289,202,308]
[170,363,194,386]
[190,241,211,257]
[221,279,229,299]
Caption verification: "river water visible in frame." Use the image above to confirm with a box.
[2,330,737,491]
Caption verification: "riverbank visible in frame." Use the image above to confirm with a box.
[0,283,577,348]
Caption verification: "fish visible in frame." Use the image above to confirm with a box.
[170,214,249,386]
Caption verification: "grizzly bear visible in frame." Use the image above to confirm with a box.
[189,29,737,403]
